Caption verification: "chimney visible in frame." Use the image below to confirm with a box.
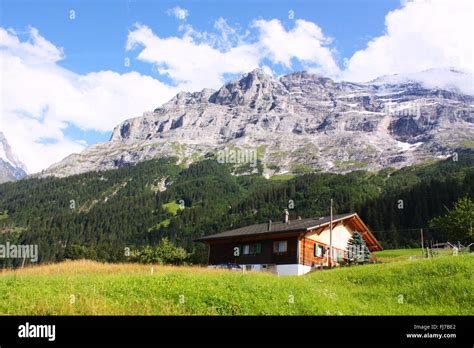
[268,220,272,231]
[283,209,289,224]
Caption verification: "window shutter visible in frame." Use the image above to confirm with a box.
[314,243,317,257]
[256,243,262,254]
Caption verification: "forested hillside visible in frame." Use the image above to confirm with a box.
[0,152,472,266]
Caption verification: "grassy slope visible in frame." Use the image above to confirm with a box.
[0,255,472,315]
[162,201,183,215]
[375,248,425,262]
[375,248,458,262]
[269,174,296,181]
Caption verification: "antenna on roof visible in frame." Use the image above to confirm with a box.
[283,209,289,224]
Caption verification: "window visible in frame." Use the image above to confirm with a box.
[273,240,287,253]
[314,244,323,258]
[241,243,262,255]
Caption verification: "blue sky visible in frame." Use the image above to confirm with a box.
[0,0,472,173]
[2,0,399,76]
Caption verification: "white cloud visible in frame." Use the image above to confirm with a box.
[0,27,178,173]
[342,0,474,83]
[0,26,64,63]
[253,19,340,76]
[126,19,341,90]
[126,23,261,91]
[213,17,250,50]
[370,68,474,95]
[131,2,474,94]
[167,6,189,21]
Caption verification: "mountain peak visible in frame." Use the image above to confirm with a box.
[245,67,274,79]
[43,69,474,178]
[230,67,277,92]
[0,131,28,183]
[209,68,281,107]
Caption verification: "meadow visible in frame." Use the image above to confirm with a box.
[0,251,472,315]
[374,247,459,262]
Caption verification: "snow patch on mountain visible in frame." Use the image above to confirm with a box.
[0,131,28,183]
[370,68,474,96]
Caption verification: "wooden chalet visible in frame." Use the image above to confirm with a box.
[195,212,382,275]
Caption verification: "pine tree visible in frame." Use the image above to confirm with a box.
[347,231,371,264]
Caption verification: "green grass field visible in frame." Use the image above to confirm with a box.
[0,210,8,221]
[0,252,472,315]
[162,201,183,215]
[374,248,425,262]
[269,174,296,181]
[375,248,458,262]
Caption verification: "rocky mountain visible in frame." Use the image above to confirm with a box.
[43,68,474,178]
[0,131,28,184]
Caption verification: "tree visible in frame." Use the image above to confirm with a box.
[429,196,474,242]
[347,231,371,264]
[155,238,189,264]
[130,238,189,265]
[64,244,96,260]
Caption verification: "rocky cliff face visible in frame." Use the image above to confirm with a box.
[43,69,474,177]
[0,131,28,183]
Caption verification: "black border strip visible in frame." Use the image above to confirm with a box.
[0,316,472,347]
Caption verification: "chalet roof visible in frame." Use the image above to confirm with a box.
[195,213,356,241]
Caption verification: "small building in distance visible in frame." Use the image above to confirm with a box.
[195,212,382,276]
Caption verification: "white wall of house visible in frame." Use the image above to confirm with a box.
[229,264,311,276]
[306,223,353,251]
[276,264,312,276]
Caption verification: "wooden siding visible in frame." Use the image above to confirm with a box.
[299,237,346,267]
[208,236,299,265]
[299,237,324,267]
